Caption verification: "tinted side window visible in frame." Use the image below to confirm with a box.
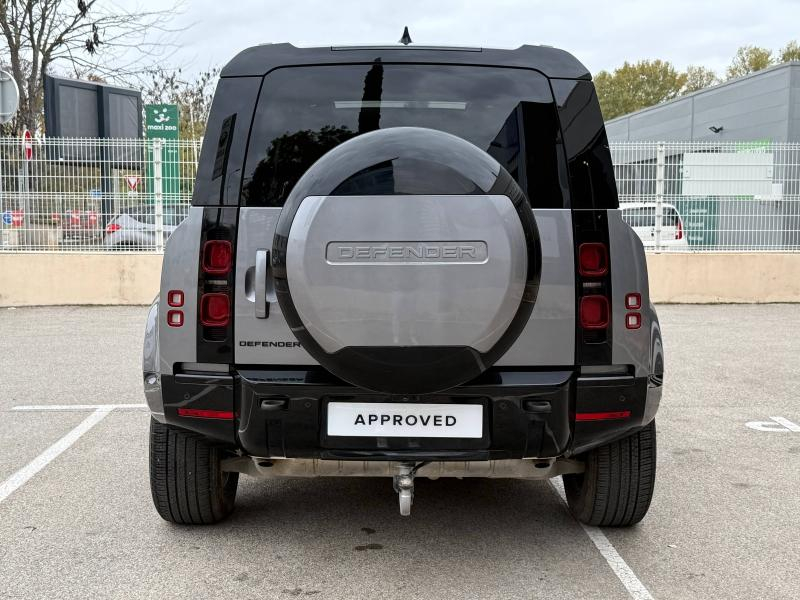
[192,77,261,206]
[242,64,566,208]
[551,79,619,209]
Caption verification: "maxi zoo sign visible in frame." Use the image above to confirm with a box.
[146,104,179,140]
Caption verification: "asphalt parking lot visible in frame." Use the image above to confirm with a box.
[0,305,798,599]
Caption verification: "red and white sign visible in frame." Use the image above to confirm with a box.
[22,129,32,160]
[11,210,24,227]
[125,175,140,192]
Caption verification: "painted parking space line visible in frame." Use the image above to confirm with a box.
[0,407,115,504]
[11,404,147,411]
[549,479,655,600]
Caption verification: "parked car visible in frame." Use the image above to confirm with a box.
[60,209,102,245]
[103,205,188,249]
[621,202,689,249]
[143,42,664,527]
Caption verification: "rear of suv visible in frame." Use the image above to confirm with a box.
[144,43,663,526]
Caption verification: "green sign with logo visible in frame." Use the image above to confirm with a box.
[145,104,180,202]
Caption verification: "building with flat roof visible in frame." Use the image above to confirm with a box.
[606,62,800,142]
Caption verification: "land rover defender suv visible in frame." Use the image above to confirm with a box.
[144,43,663,526]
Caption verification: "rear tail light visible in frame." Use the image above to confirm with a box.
[200,293,230,327]
[578,243,608,277]
[675,218,684,240]
[580,295,609,329]
[202,240,233,275]
[106,223,121,233]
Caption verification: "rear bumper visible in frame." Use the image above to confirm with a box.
[156,367,659,460]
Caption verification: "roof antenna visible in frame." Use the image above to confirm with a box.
[399,26,412,45]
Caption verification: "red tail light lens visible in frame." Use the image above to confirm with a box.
[177,408,234,420]
[106,223,121,233]
[166,310,184,327]
[202,240,233,275]
[578,243,608,277]
[200,293,230,327]
[580,295,609,329]
[676,219,684,240]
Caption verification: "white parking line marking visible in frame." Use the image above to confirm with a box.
[745,416,800,432]
[11,404,147,411]
[0,407,113,504]
[549,479,655,600]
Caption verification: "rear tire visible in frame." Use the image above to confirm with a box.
[149,417,238,524]
[562,419,656,527]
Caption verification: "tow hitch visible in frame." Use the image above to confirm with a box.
[393,464,415,516]
[393,462,430,516]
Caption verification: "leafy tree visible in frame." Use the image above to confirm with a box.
[726,45,774,79]
[595,60,687,120]
[779,40,800,63]
[682,65,719,94]
[142,67,221,139]
[0,0,181,135]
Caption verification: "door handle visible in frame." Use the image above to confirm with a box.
[255,249,270,318]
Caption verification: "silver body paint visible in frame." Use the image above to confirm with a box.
[146,207,658,387]
[233,206,576,366]
[154,206,203,375]
[608,209,662,378]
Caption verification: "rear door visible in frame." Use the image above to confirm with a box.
[234,63,577,367]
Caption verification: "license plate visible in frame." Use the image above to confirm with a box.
[327,402,483,438]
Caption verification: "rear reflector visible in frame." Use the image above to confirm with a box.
[167,290,184,307]
[105,223,121,233]
[626,312,641,329]
[200,293,230,327]
[177,408,234,420]
[580,295,609,329]
[202,240,233,275]
[575,410,631,421]
[676,219,684,240]
[166,310,184,327]
[625,293,641,310]
[578,243,608,277]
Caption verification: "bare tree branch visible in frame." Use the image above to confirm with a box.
[0,0,186,135]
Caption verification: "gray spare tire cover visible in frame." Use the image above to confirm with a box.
[272,127,541,394]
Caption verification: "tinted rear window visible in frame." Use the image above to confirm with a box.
[622,206,680,228]
[242,64,565,208]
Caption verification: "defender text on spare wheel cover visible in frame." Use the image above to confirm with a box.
[271,127,541,395]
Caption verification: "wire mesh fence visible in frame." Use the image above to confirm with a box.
[1,136,799,252]
[612,141,800,252]
[0,136,200,252]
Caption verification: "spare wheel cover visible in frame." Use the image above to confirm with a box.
[272,127,541,394]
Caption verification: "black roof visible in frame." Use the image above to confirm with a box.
[220,43,590,80]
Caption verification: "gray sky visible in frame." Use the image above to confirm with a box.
[147,0,800,77]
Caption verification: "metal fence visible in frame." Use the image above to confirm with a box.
[613,141,800,251]
[1,136,799,252]
[0,136,200,252]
